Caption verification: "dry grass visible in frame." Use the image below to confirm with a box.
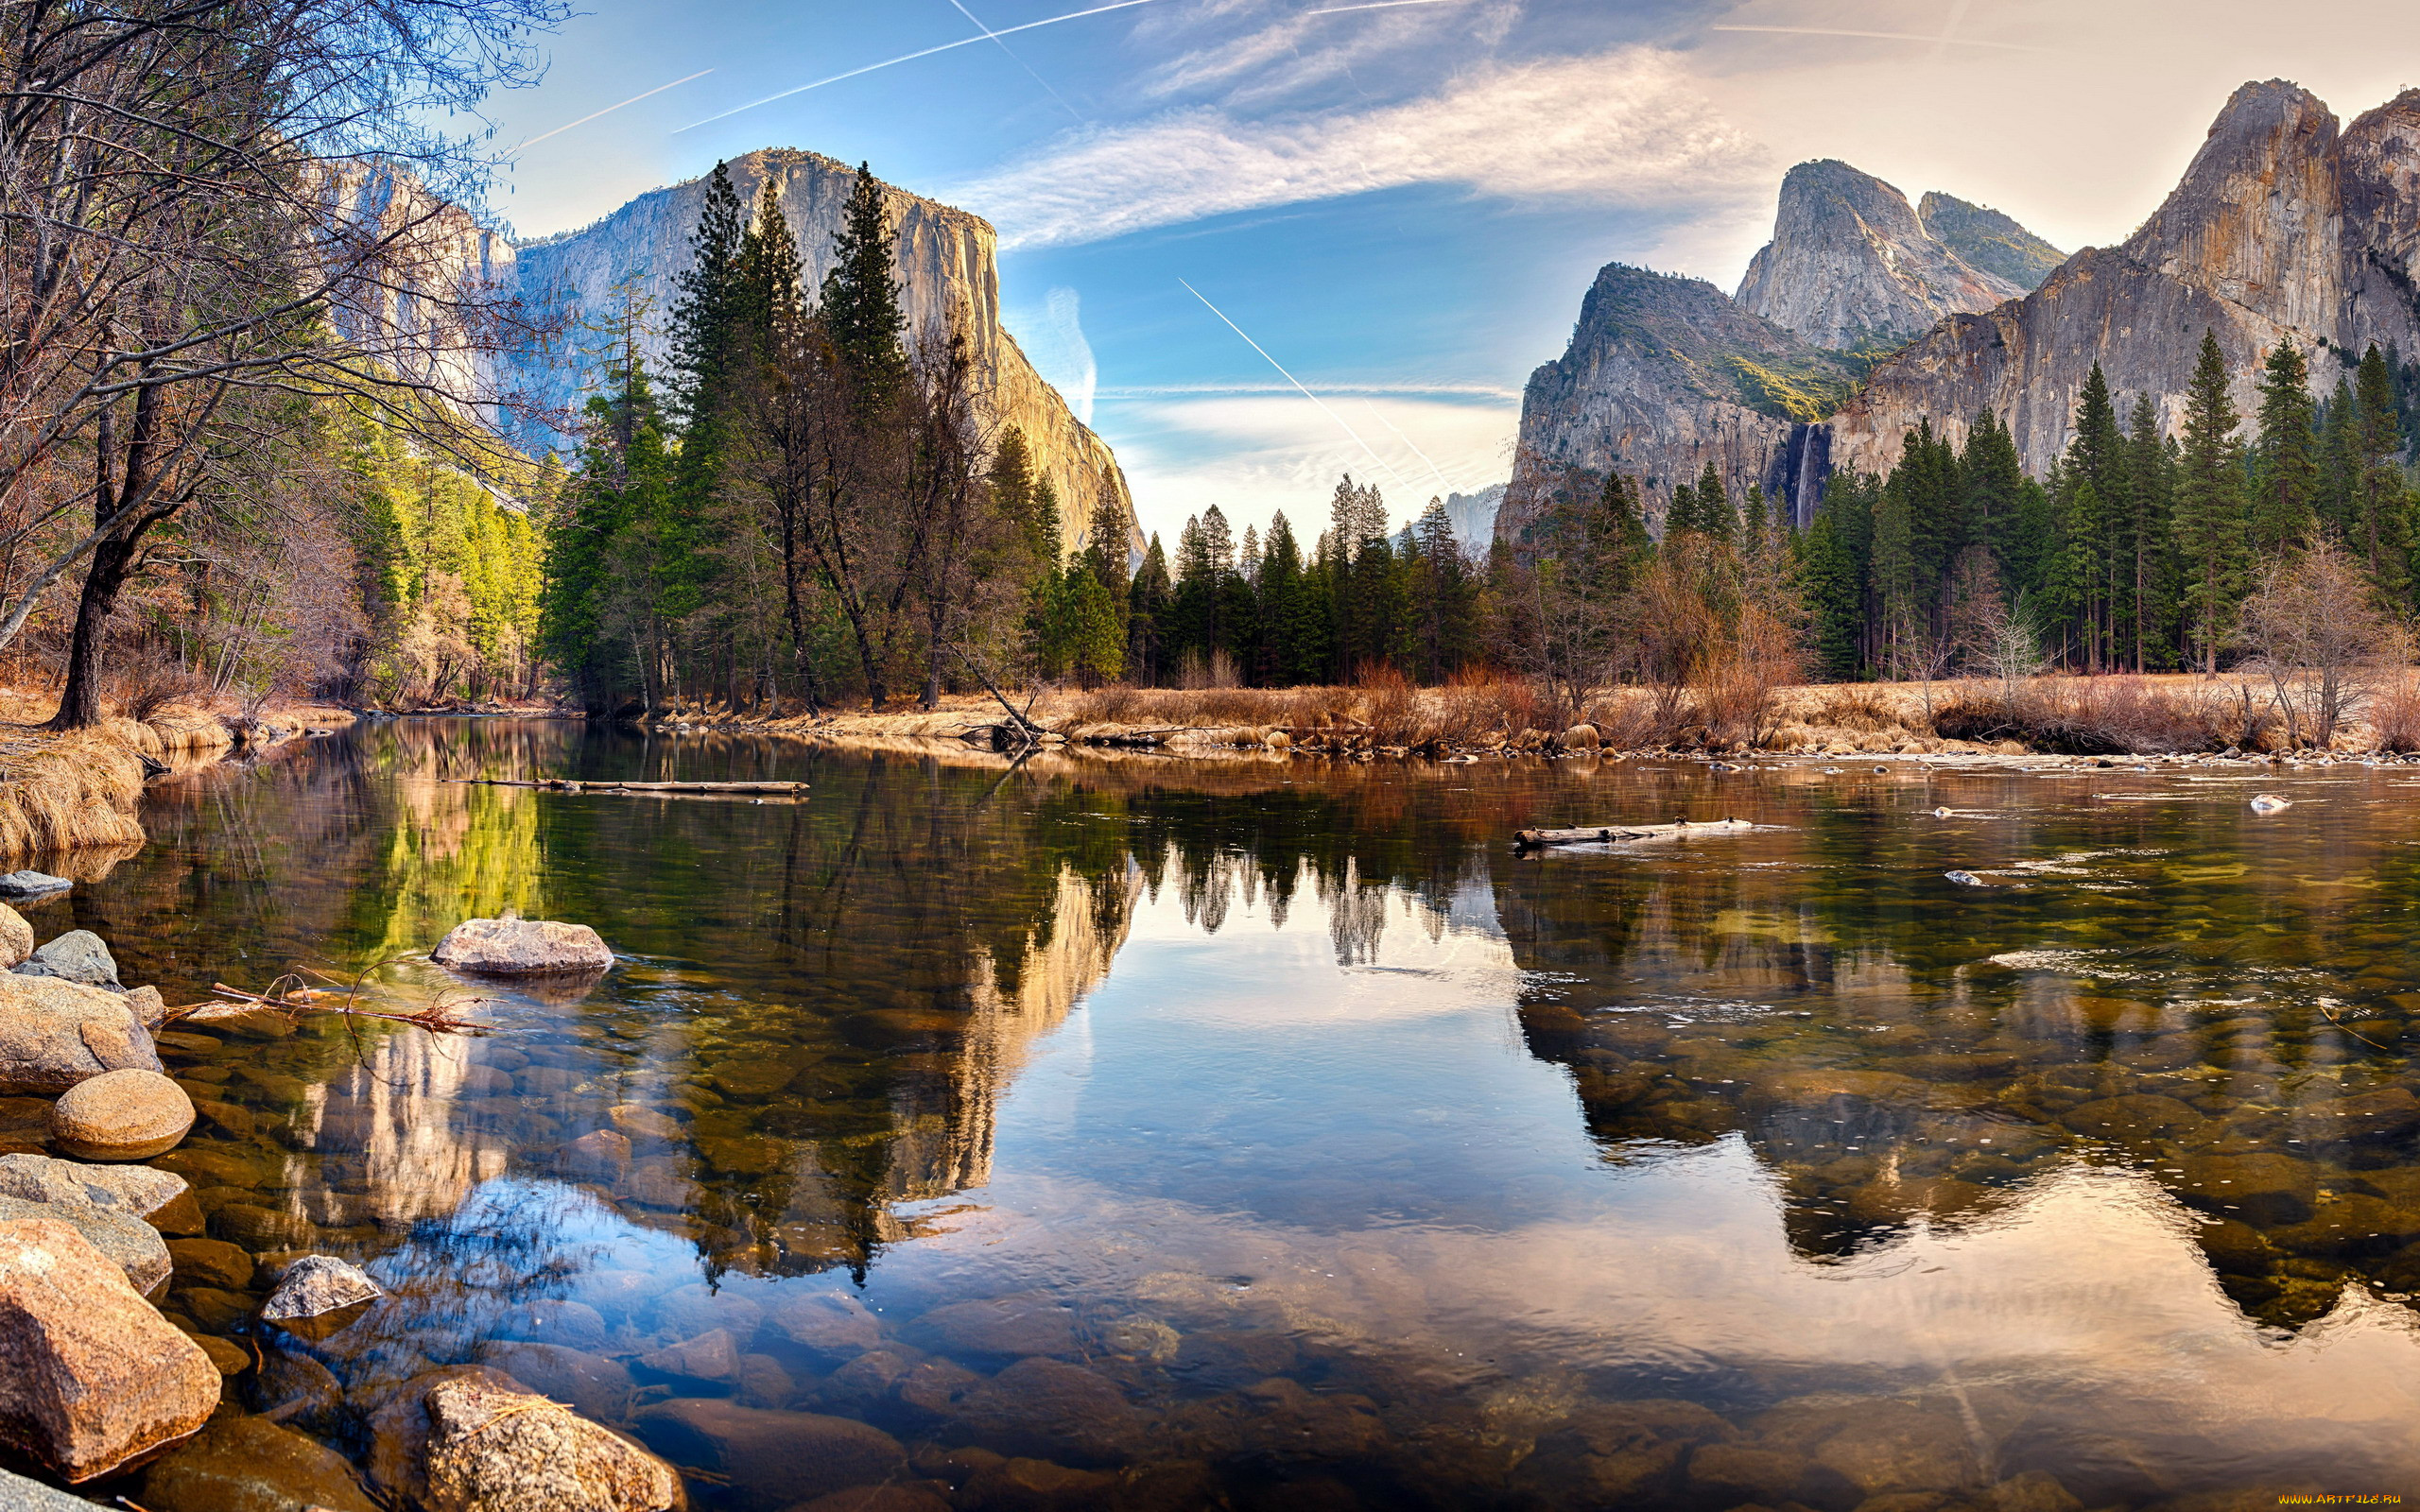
[2370,674,2420,753]
[1053,674,1558,750]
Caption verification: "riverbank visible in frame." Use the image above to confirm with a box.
[625,671,2420,762]
[0,691,357,865]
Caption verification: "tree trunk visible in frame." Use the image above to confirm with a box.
[49,528,141,730]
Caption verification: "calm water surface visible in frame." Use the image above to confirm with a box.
[50,720,2420,1507]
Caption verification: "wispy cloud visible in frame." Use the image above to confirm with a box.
[1138,0,1516,106]
[1013,287,1098,424]
[959,47,1765,250]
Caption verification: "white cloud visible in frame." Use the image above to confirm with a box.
[956,46,1767,250]
[1105,393,1518,546]
[1136,0,1523,108]
[1012,287,1098,425]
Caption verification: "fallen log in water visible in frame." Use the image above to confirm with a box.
[1512,817,1772,850]
[441,778,805,795]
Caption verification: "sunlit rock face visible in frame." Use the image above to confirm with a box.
[1736,160,2031,351]
[506,149,1133,553]
[1497,266,1848,539]
[1832,81,2420,477]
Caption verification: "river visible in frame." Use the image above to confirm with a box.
[61,718,2420,1506]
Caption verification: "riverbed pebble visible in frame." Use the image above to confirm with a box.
[49,1066,193,1160]
[432,915,614,975]
[0,1216,217,1481]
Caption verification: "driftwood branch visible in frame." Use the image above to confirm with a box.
[438,778,805,795]
[1512,817,1774,850]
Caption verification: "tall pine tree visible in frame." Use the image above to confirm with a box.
[2172,330,2248,673]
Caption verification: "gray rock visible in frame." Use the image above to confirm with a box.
[0,1153,186,1217]
[638,1327,738,1384]
[0,1193,170,1293]
[259,1253,383,1323]
[0,974,160,1094]
[0,874,67,900]
[15,931,118,990]
[0,1464,97,1509]
[431,916,614,975]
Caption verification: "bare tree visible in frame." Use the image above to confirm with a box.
[2235,537,2398,748]
[0,0,563,726]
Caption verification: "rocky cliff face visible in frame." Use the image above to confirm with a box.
[1443,485,1505,555]
[506,149,1132,551]
[1735,160,2033,349]
[1832,81,2420,477]
[1917,192,2065,291]
[1499,266,1854,540]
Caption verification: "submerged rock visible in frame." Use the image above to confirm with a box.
[422,1374,685,1512]
[258,1253,383,1325]
[471,1341,634,1421]
[0,974,162,1094]
[368,1365,530,1506]
[0,1193,170,1292]
[432,917,614,976]
[639,1328,739,1385]
[138,1412,378,1512]
[631,1398,902,1511]
[15,930,119,990]
[49,1067,193,1160]
[0,1216,217,1481]
[0,1151,186,1216]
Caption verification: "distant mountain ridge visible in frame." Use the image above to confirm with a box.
[1504,78,2420,542]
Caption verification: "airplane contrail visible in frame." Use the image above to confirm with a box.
[1709,24,2051,52]
[1178,280,1409,491]
[1307,0,1463,12]
[1360,400,1455,494]
[947,0,1085,120]
[676,0,1167,133]
[510,70,715,154]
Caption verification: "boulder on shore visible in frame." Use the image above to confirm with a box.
[422,1374,686,1512]
[0,1152,187,1217]
[50,1067,193,1160]
[432,917,614,976]
[0,1217,217,1481]
[0,1194,170,1293]
[0,904,30,970]
[15,930,119,990]
[0,874,68,902]
[0,974,162,1094]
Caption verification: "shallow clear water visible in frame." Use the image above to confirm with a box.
[56,721,2420,1506]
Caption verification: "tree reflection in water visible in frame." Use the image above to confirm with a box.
[51,728,2420,1505]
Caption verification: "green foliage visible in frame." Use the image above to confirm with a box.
[1723,354,1856,423]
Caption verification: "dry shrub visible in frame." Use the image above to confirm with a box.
[1582,689,1677,750]
[0,730,148,861]
[1353,664,1422,745]
[1800,686,1912,734]
[107,655,204,724]
[1932,677,2247,754]
[1432,672,1547,746]
[2370,671,2420,752]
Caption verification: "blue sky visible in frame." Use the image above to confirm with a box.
[478,0,2420,543]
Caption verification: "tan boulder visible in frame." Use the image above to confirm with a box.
[422,1374,685,1512]
[0,1152,187,1216]
[432,917,614,976]
[0,973,162,1094]
[0,1216,217,1480]
[0,904,29,969]
[137,1412,376,1512]
[49,1068,193,1160]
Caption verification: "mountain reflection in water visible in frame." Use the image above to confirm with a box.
[46,722,2420,1506]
